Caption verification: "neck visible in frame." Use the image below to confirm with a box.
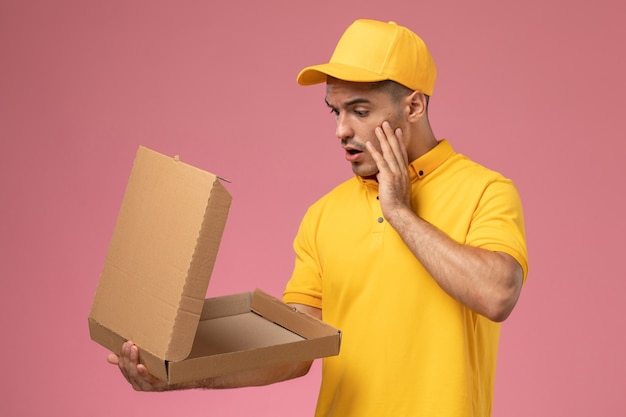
[406,124,438,162]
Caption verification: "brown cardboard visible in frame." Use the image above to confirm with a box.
[88,146,341,384]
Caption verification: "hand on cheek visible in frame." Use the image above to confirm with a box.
[367,121,411,217]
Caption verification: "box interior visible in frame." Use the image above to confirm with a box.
[188,312,305,358]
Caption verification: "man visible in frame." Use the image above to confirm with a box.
[108,19,528,417]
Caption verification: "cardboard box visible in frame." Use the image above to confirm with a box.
[88,146,341,384]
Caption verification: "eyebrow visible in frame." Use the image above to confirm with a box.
[325,97,372,108]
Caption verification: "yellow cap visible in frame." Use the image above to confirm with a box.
[297,19,437,96]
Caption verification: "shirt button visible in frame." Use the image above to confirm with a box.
[377,217,384,223]
[418,170,424,176]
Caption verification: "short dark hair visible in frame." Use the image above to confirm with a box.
[373,80,430,109]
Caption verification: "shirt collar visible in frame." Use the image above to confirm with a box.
[407,139,455,181]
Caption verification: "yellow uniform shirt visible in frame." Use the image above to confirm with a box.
[284,140,528,417]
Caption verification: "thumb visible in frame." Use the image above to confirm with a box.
[106,353,120,365]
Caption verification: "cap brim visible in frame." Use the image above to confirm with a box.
[297,63,388,86]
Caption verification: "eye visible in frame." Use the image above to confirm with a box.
[354,109,369,117]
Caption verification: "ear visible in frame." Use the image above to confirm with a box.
[406,91,428,122]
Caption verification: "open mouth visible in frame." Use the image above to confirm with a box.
[344,147,364,163]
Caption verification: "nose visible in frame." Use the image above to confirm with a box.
[335,113,353,140]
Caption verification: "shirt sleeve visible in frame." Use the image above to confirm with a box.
[466,177,529,281]
[283,207,324,309]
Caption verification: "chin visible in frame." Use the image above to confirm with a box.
[352,164,379,178]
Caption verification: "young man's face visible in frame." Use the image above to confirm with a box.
[325,78,406,178]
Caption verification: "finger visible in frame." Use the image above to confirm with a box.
[374,125,393,167]
[392,127,408,166]
[136,364,160,390]
[114,341,152,391]
[127,343,141,380]
[129,344,164,391]
[119,341,129,369]
[375,123,402,173]
[126,344,148,390]
[119,341,134,382]
[380,122,407,168]
[371,131,395,179]
[366,140,388,172]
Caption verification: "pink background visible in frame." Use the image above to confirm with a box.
[1,0,624,415]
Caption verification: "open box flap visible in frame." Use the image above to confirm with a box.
[88,146,232,362]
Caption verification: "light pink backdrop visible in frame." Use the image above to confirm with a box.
[1,0,624,416]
